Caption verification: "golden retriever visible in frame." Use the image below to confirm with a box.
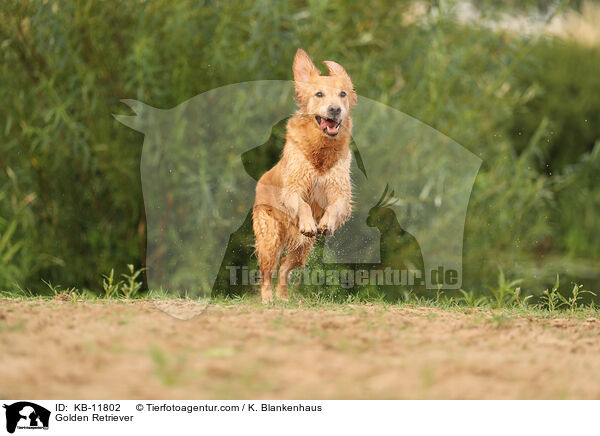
[252,48,356,302]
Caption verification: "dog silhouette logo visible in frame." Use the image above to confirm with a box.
[115,80,481,316]
[3,402,50,433]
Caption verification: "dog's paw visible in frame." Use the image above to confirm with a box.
[261,289,273,304]
[299,220,317,238]
[317,216,335,237]
[317,225,333,237]
[277,294,289,302]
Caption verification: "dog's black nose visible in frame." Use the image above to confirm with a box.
[327,105,341,117]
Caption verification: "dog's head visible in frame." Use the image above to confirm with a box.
[293,48,356,137]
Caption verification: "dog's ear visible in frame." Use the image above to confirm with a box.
[293,49,319,83]
[323,61,351,83]
[324,60,357,106]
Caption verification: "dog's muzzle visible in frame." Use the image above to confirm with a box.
[315,116,342,137]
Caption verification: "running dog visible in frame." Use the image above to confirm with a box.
[252,48,356,302]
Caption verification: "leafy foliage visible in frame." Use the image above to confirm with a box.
[0,0,599,301]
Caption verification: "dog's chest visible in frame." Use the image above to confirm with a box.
[307,146,342,173]
[305,156,348,202]
[284,143,350,202]
[308,174,328,203]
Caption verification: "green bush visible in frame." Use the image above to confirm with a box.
[0,0,598,297]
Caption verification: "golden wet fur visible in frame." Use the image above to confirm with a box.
[252,49,356,302]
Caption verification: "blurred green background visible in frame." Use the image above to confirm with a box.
[1,0,599,299]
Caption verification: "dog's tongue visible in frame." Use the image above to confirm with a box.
[319,118,337,129]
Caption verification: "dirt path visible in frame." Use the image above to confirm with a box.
[1,299,599,399]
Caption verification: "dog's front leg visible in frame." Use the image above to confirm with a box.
[317,196,351,236]
[285,191,317,237]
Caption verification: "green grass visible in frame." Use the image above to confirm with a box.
[2,268,599,319]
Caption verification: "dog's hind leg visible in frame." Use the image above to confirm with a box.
[276,241,314,301]
[253,206,283,303]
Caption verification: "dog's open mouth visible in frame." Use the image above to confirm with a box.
[315,116,342,137]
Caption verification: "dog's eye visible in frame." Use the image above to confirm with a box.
[340,91,347,98]
[315,92,323,98]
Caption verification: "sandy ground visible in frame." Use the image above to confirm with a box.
[1,299,600,399]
